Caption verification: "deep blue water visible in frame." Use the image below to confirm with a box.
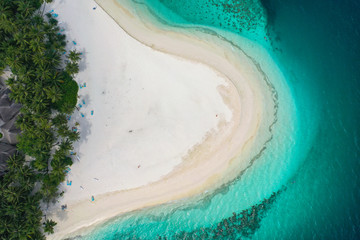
[81,0,360,239]
[254,0,360,239]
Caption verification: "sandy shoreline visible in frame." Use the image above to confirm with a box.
[47,0,275,239]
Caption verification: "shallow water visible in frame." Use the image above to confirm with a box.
[80,0,360,239]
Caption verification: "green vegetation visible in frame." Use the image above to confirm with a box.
[43,219,57,234]
[53,72,79,113]
[0,0,81,238]
[0,155,44,239]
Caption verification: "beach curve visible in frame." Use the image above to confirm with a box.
[47,0,277,239]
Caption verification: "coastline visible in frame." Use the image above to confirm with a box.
[47,0,277,239]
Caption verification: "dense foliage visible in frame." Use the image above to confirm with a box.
[0,155,44,240]
[0,0,81,238]
[53,72,79,113]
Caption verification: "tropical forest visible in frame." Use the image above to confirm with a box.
[0,0,81,238]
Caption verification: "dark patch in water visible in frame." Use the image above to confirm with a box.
[110,187,286,240]
[142,0,266,37]
[170,187,286,239]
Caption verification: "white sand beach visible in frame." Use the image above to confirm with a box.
[46,0,276,239]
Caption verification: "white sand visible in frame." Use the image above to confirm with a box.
[48,0,232,203]
[46,0,275,239]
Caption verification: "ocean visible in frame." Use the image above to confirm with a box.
[80,0,360,239]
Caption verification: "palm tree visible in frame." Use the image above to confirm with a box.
[67,50,81,62]
[33,158,48,171]
[46,52,61,68]
[43,219,57,234]
[33,52,47,67]
[18,68,36,82]
[5,49,23,69]
[52,113,67,127]
[67,131,80,142]
[37,66,52,81]
[17,1,36,17]
[59,139,72,152]
[44,86,62,103]
[0,10,16,33]
[6,155,24,172]
[65,62,79,76]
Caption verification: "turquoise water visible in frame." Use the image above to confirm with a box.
[79,0,360,239]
